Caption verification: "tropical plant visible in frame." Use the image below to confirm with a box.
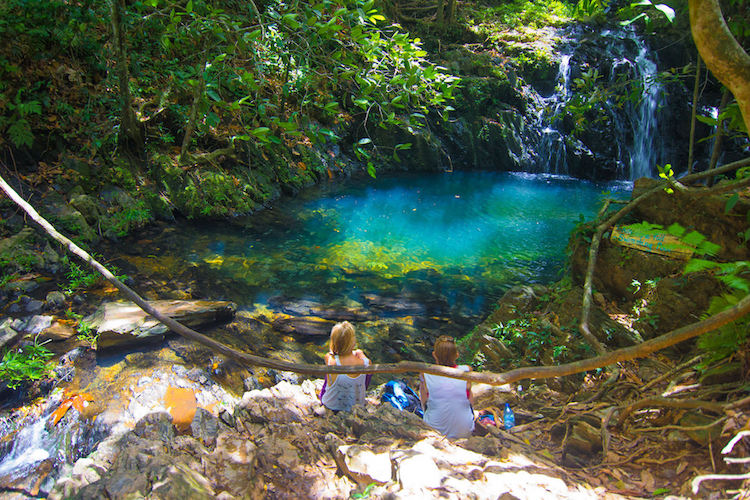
[678,224,750,371]
[0,337,54,389]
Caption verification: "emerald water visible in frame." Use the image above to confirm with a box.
[124,171,629,347]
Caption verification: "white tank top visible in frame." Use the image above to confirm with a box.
[321,355,369,411]
[423,365,474,438]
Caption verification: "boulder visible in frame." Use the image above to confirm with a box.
[45,291,67,310]
[335,445,392,486]
[11,315,53,335]
[85,299,237,350]
[0,318,23,350]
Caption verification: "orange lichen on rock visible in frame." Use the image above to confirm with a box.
[164,386,197,432]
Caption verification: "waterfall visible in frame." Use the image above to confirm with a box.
[0,392,106,493]
[614,28,667,179]
[533,54,573,176]
[527,26,666,180]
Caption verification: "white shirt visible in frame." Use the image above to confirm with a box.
[423,365,474,438]
[321,355,369,411]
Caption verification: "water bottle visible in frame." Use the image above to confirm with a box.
[503,403,515,430]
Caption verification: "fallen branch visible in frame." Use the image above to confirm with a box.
[634,416,728,433]
[2,173,750,386]
[641,355,702,391]
[722,430,750,454]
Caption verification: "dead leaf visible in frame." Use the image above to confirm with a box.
[640,469,655,491]
[50,393,94,425]
[51,400,73,426]
[675,461,688,475]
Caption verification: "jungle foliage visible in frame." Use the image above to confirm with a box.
[0,0,458,216]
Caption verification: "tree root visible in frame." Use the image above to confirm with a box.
[615,396,724,428]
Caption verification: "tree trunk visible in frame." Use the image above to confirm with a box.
[689,0,750,137]
[180,59,207,164]
[109,0,143,154]
[436,0,445,25]
[688,56,701,174]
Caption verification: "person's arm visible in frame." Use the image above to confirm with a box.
[324,352,337,383]
[353,349,370,364]
[466,366,473,404]
[418,373,428,410]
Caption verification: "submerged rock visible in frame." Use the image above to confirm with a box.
[271,315,335,336]
[85,299,237,350]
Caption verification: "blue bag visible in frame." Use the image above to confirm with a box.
[381,379,424,418]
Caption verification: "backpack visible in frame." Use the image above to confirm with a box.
[381,379,424,418]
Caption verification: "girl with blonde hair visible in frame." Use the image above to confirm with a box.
[320,321,371,411]
[419,335,474,438]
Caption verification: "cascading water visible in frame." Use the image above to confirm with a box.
[604,27,667,179]
[0,388,106,494]
[529,26,667,180]
[532,53,573,176]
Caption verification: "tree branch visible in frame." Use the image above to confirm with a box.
[1,173,749,386]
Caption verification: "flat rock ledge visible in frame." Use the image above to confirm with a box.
[49,380,617,500]
[85,299,237,350]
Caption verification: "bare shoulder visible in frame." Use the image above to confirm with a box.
[324,352,336,365]
[353,349,370,362]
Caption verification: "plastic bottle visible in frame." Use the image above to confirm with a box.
[503,403,515,430]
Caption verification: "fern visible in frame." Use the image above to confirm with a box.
[668,223,721,256]
[7,118,34,147]
[684,258,717,273]
[696,292,749,371]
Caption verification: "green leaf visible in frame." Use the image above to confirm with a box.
[245,29,262,41]
[698,241,722,257]
[718,274,750,293]
[324,102,339,113]
[367,162,376,178]
[277,121,298,131]
[251,126,271,137]
[653,3,675,22]
[684,258,718,273]
[682,230,706,248]
[696,114,718,126]
[725,193,740,214]
[357,138,372,145]
[186,0,193,13]
[282,13,301,29]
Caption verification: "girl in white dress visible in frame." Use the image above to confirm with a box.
[419,335,474,438]
[320,321,370,412]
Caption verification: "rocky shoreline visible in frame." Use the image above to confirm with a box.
[44,376,609,500]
